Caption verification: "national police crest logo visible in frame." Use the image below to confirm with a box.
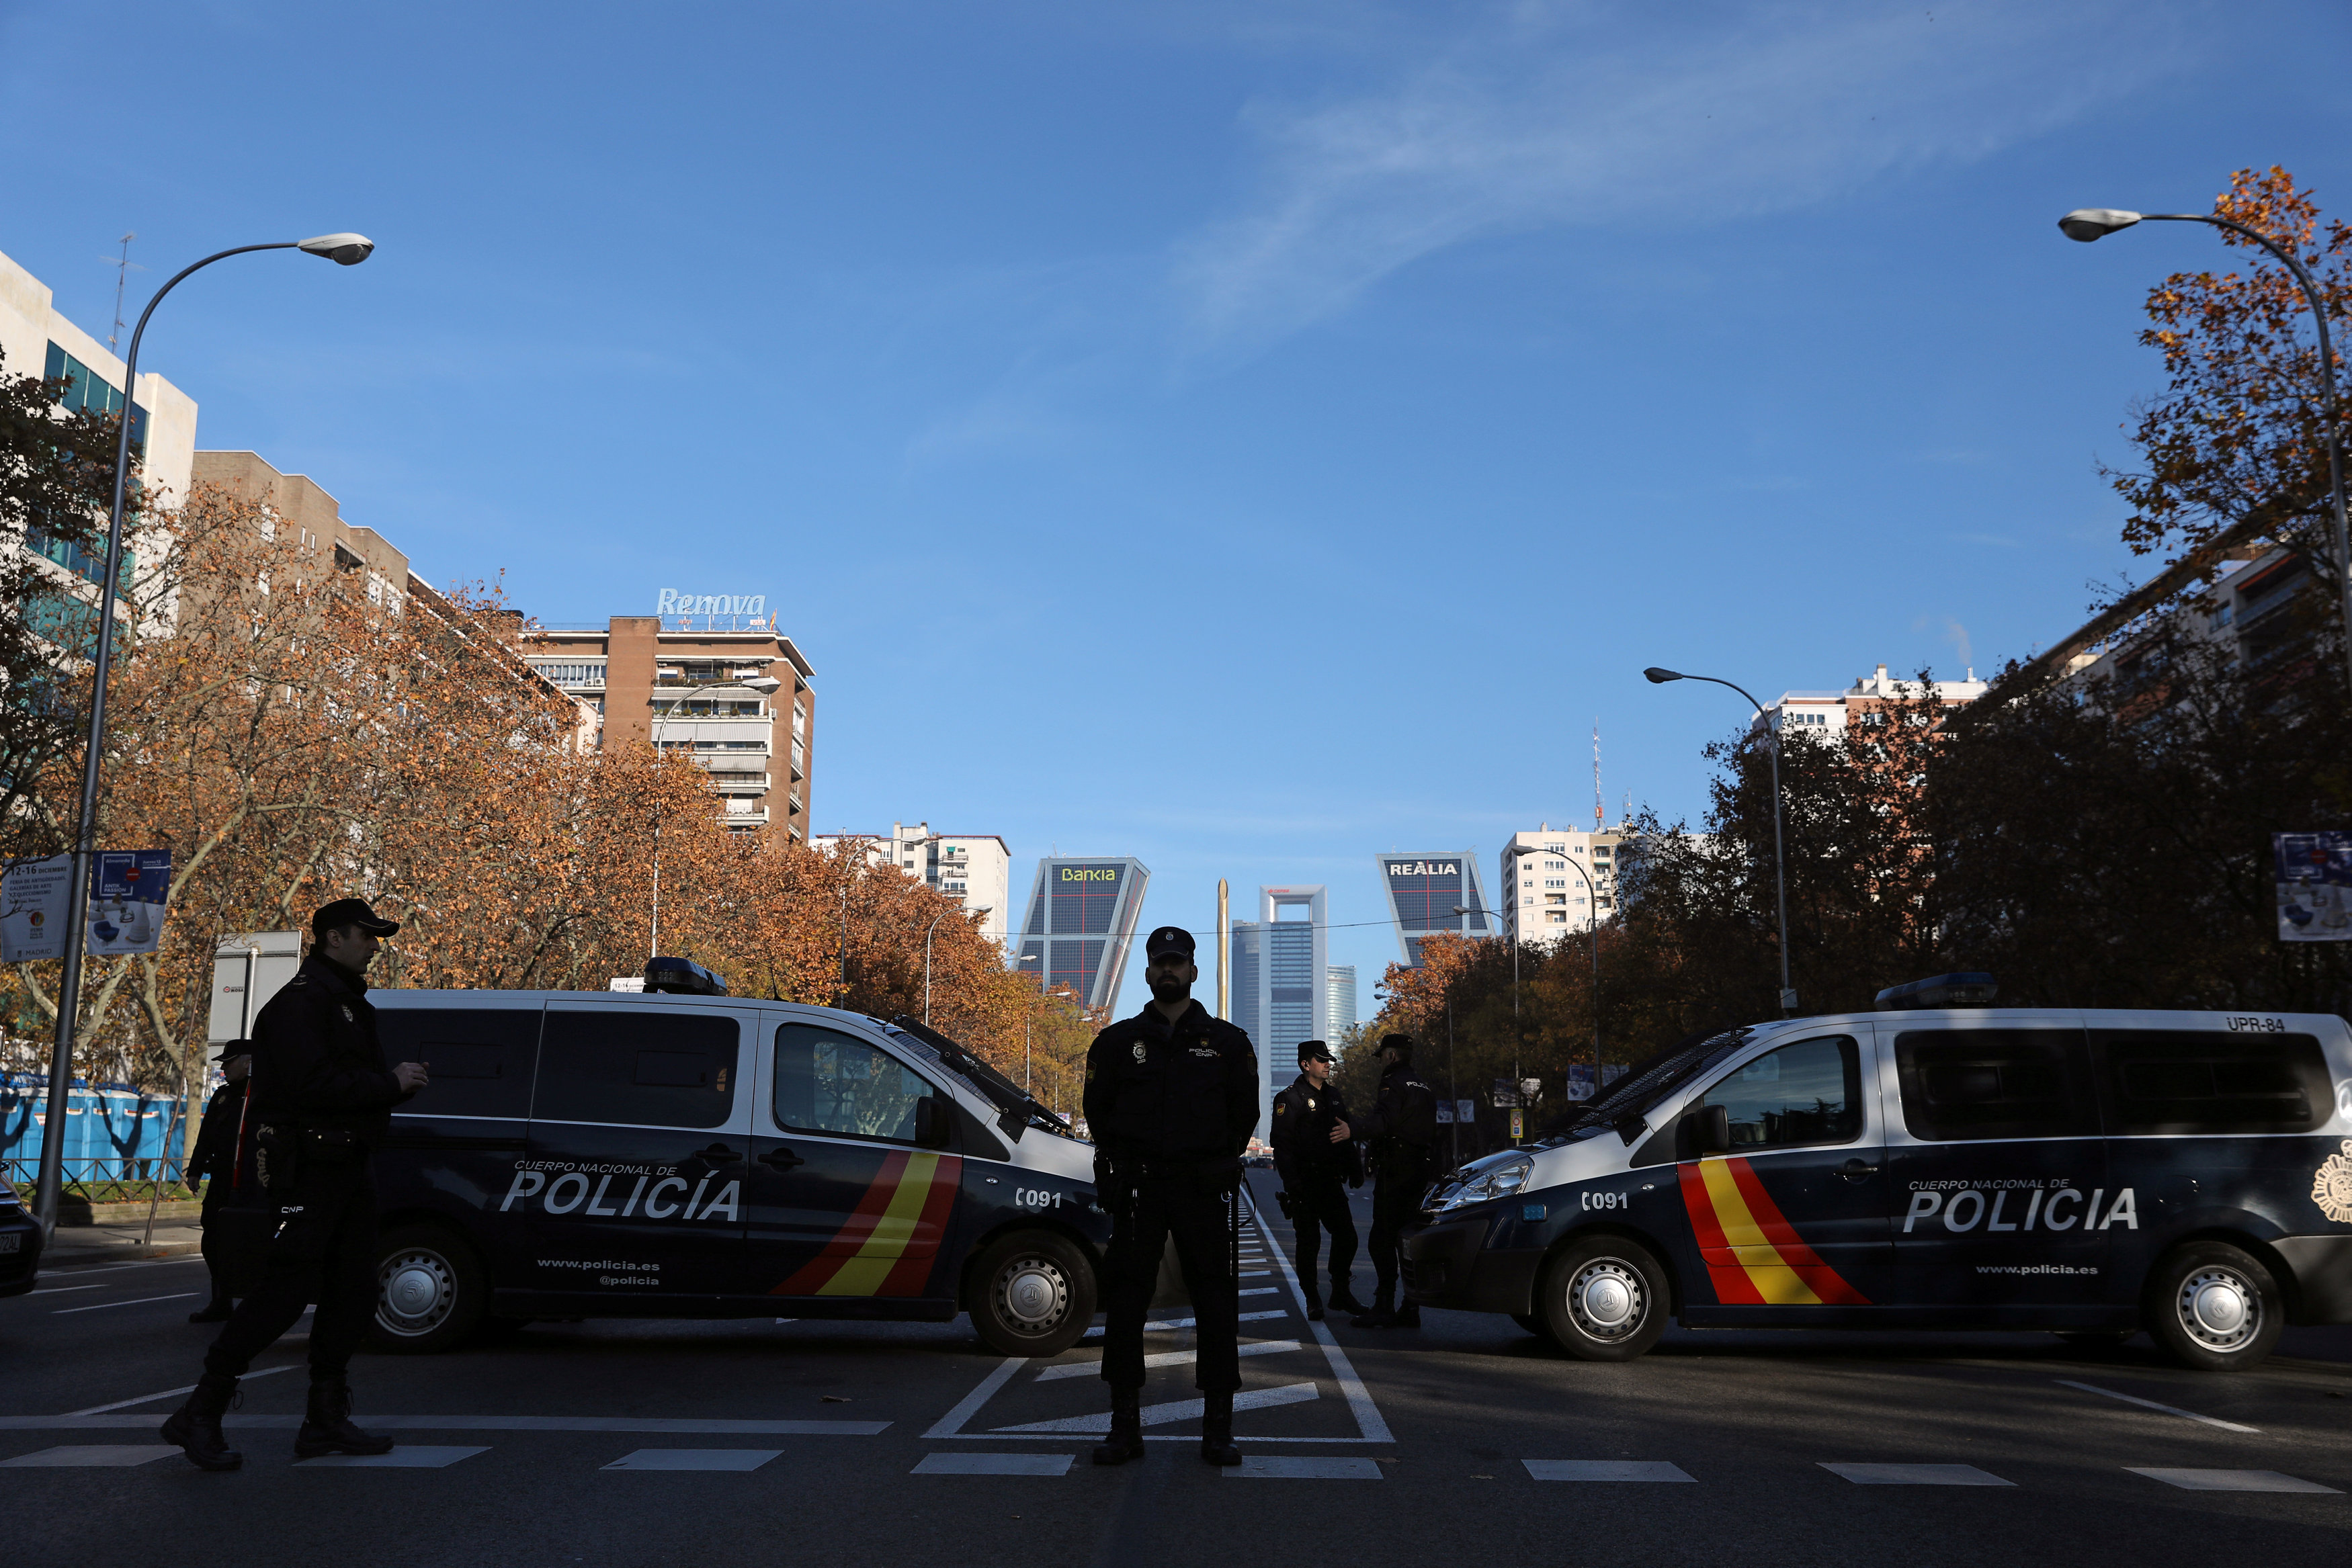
[2314,1139,2352,1225]
[1132,1042,1146,1064]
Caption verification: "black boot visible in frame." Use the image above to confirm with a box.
[1301,1276,1325,1322]
[159,1373,243,1471]
[294,1375,395,1459]
[1351,1288,1395,1329]
[187,1297,233,1324]
[1393,1300,1422,1328]
[1328,1277,1371,1317]
[1200,1389,1241,1467]
[1091,1388,1143,1466]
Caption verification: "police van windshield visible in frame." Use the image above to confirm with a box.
[1537,1027,1755,1145]
[881,1014,1077,1141]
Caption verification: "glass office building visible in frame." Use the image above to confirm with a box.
[1013,857,1150,1013]
[1376,853,1492,966]
[1228,885,1327,1137]
[1327,965,1356,1039]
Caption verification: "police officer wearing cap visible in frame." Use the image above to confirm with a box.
[162,900,429,1472]
[1083,926,1259,1467]
[1351,1032,1440,1330]
[1269,1041,1370,1321]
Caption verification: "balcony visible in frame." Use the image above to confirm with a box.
[702,770,769,789]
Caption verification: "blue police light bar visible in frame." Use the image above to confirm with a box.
[644,955,728,996]
[1874,971,1998,1010]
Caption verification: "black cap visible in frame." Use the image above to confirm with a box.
[1379,1032,1413,1058]
[1296,1040,1332,1065]
[211,1038,253,1062]
[311,898,400,939]
[1144,926,1195,961]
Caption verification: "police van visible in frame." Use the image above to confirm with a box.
[364,982,1107,1357]
[1399,977,2352,1370]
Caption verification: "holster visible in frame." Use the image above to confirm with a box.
[253,1124,301,1192]
[1273,1187,1297,1221]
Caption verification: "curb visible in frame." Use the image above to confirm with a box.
[40,1235,206,1266]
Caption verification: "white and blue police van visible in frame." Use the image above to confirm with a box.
[1400,975,2352,1370]
[365,966,1105,1358]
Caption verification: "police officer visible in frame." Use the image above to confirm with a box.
[1083,926,1259,1467]
[185,1043,255,1323]
[1351,1033,1439,1330]
[1269,1041,1370,1321]
[161,900,429,1471]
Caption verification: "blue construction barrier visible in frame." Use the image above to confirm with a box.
[0,1074,188,1188]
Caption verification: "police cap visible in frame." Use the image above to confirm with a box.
[311,897,400,939]
[1296,1039,1333,1065]
[1378,1032,1413,1059]
[1143,926,1195,961]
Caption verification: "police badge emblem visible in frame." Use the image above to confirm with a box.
[1132,1042,1146,1064]
[2314,1139,2352,1225]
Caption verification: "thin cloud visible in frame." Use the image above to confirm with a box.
[1177,1,2189,349]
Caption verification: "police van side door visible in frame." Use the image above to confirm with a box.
[747,1014,963,1303]
[520,1002,753,1300]
[1882,1018,2111,1318]
[376,999,542,1284]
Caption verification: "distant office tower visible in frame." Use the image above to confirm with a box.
[1013,857,1150,1012]
[1376,853,1492,965]
[1327,965,1356,1039]
[1228,885,1327,1138]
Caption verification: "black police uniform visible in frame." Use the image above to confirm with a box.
[1353,1047,1439,1325]
[1269,1056,1363,1317]
[1084,988,1259,1396]
[187,1071,258,1321]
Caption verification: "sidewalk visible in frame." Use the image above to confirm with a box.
[38,1219,204,1266]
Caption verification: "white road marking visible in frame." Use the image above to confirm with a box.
[1228,1455,1382,1479]
[1240,1271,1271,1278]
[27,1284,104,1296]
[914,1452,1073,1476]
[52,1293,198,1315]
[992,1383,1320,1434]
[1034,1340,1305,1381]
[1238,1287,1277,1297]
[1524,1461,1696,1482]
[603,1448,782,1471]
[0,1444,181,1468]
[68,1363,302,1415]
[1,1414,887,1434]
[1250,1202,1392,1444]
[2127,1468,2340,1493]
[297,1446,487,1469]
[2054,1379,2261,1434]
[1821,1463,2012,1486]
[922,1358,1026,1440]
[1081,1309,1288,1338]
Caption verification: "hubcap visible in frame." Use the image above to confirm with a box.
[1568,1258,1644,1340]
[377,1249,456,1337]
[998,1257,1068,1332]
[2176,1266,2259,1351]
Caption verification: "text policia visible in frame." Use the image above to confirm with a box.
[1902,1179,2137,1233]
[499,1162,740,1223]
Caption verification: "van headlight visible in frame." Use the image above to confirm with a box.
[1431,1154,1534,1214]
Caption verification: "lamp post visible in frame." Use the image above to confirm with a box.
[1644,666,1797,1016]
[923,908,948,1025]
[2058,208,2352,701]
[1506,841,1604,1072]
[30,234,373,1237]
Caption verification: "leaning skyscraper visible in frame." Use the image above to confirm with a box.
[1375,852,1492,965]
[1013,857,1150,1013]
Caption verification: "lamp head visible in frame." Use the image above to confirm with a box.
[1642,666,1683,684]
[298,232,376,266]
[2057,209,2140,243]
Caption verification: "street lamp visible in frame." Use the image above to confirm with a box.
[1644,666,1797,1016]
[923,908,949,1025]
[1506,842,1604,1072]
[2059,207,2352,701]
[31,234,373,1236]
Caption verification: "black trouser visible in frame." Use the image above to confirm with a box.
[204,1162,378,1381]
[1366,1164,1427,1301]
[1101,1174,1239,1393]
[1288,1170,1356,1299]
[198,1194,235,1306]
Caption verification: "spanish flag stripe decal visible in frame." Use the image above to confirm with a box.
[1724,1156,1870,1305]
[1676,1160,1764,1305]
[773,1151,911,1295]
[877,1156,964,1297]
[1678,1156,1868,1307]
[818,1152,946,1296]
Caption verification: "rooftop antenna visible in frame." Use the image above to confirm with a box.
[105,233,142,353]
[1593,721,1603,832]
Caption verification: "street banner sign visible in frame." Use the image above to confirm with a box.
[1435,1102,1454,1125]
[1490,1078,1519,1108]
[1567,1064,1595,1101]
[2275,832,2352,941]
[0,855,72,961]
[87,848,170,956]
[1456,1098,1476,1123]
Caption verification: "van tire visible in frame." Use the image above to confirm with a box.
[1538,1237,1668,1362]
[2146,1241,2283,1372]
[969,1231,1095,1358]
[371,1224,489,1354]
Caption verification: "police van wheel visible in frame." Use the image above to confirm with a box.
[371,1225,489,1354]
[1538,1238,1667,1362]
[1511,1312,1546,1339]
[970,1231,1095,1358]
[2146,1242,2283,1372]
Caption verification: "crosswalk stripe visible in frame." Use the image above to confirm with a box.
[991,1383,1320,1434]
[1081,1309,1288,1338]
[296,1446,487,1469]
[1228,1456,1382,1479]
[603,1449,782,1471]
[914,1452,1073,1476]
[1523,1461,1695,1482]
[2127,1469,2341,1493]
[1034,1340,1304,1381]
[1821,1463,2011,1486]
[0,1445,181,1468]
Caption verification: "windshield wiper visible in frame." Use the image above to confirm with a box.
[887,1014,1073,1139]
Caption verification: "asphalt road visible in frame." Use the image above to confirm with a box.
[3,1170,2347,1568]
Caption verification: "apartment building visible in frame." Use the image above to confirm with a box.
[810,822,1012,950]
[1499,825,1625,941]
[1753,662,1990,737]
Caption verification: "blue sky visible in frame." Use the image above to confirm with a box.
[4,1,2347,1019]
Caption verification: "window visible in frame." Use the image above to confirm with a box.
[772,1022,931,1142]
[2092,1030,2331,1135]
[378,1008,540,1119]
[1894,1029,2097,1142]
[535,1010,739,1129]
[1699,1037,1861,1149]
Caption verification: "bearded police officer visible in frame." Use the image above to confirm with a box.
[162,900,429,1471]
[1083,926,1259,1467]
[1351,1033,1440,1330]
[1269,1041,1370,1321]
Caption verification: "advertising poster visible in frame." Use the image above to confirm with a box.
[2275,832,2352,942]
[0,855,72,962]
[87,849,170,956]
[1456,1098,1476,1123]
[1567,1064,1595,1101]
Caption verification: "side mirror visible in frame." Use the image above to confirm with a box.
[913,1096,950,1149]
[1688,1103,1731,1156]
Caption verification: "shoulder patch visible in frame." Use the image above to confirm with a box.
[1274,1102,1287,1115]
